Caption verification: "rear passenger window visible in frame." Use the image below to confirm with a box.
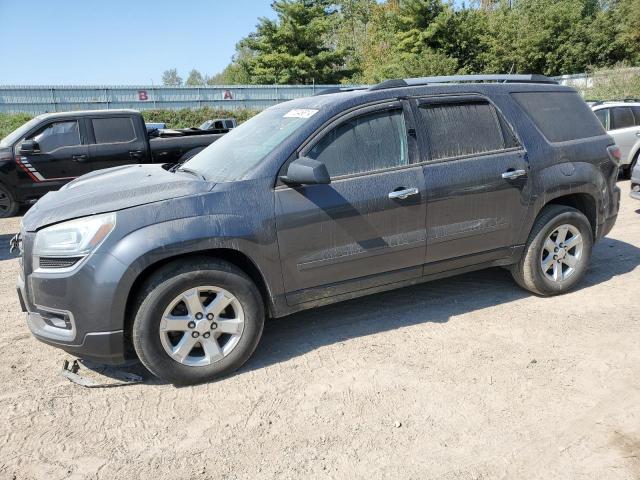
[92,117,136,144]
[418,101,514,161]
[512,91,605,142]
[308,109,408,177]
[611,107,635,130]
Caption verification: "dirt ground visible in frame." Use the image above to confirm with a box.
[0,182,638,480]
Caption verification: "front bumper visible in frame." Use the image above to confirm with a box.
[17,245,129,365]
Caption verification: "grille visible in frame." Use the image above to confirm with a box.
[38,257,83,269]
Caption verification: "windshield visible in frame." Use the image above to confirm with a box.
[183,105,318,182]
[0,116,43,147]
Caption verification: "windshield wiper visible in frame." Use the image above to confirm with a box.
[176,167,207,181]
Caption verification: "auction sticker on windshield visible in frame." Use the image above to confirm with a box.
[283,109,319,119]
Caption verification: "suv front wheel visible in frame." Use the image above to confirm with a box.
[132,258,264,385]
[511,205,593,296]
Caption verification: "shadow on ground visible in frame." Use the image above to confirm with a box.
[244,237,640,374]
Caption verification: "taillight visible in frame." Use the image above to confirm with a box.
[607,145,622,165]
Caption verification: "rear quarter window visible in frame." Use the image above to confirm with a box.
[512,91,605,142]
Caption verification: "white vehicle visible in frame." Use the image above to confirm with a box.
[591,100,640,178]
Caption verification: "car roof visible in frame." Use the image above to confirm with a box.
[34,109,139,121]
[275,81,576,120]
[591,101,640,109]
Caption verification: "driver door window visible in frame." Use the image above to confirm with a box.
[308,109,409,177]
[31,121,80,153]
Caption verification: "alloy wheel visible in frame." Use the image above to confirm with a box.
[159,286,245,367]
[540,224,584,282]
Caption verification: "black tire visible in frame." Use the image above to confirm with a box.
[0,184,19,218]
[511,205,593,296]
[132,257,264,385]
[623,153,638,180]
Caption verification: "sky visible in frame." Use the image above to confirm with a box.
[0,0,276,85]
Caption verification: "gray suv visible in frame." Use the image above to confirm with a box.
[16,75,621,385]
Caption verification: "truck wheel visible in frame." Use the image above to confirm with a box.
[0,184,19,218]
[511,205,593,296]
[132,258,264,385]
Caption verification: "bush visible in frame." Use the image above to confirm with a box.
[0,113,33,140]
[141,107,259,128]
[567,66,640,101]
[0,108,260,140]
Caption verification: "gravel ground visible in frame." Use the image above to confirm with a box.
[0,182,638,480]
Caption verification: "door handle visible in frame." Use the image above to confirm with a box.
[388,187,419,200]
[129,150,144,159]
[635,132,640,138]
[72,154,88,162]
[501,169,527,180]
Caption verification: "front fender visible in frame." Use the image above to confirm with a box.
[102,178,281,331]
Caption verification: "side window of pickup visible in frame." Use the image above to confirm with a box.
[307,109,409,177]
[91,117,137,144]
[29,120,81,153]
[418,101,518,161]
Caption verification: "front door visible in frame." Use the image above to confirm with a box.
[412,96,532,271]
[15,118,91,197]
[275,103,427,305]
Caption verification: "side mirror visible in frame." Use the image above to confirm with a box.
[280,157,330,186]
[19,140,39,154]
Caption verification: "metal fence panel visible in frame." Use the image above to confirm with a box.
[0,85,364,114]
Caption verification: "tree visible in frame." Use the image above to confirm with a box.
[185,69,205,86]
[237,0,350,84]
[161,68,183,86]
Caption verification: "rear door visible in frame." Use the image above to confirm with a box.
[608,106,640,166]
[412,96,531,271]
[275,102,427,305]
[87,115,147,171]
[15,118,91,188]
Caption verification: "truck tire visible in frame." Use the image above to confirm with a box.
[511,205,593,296]
[0,184,19,218]
[132,257,264,385]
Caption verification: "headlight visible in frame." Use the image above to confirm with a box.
[33,212,116,258]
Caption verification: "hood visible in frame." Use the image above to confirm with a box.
[22,164,213,231]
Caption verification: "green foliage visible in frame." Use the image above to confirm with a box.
[185,69,206,86]
[0,113,32,140]
[162,68,183,86]
[232,0,350,84]
[141,108,258,128]
[205,0,640,84]
[581,67,640,100]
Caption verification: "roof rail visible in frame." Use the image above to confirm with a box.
[314,86,368,96]
[369,74,557,91]
[588,98,640,106]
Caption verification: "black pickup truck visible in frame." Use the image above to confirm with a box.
[0,109,224,217]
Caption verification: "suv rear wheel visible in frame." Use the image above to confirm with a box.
[0,184,19,218]
[132,258,264,385]
[511,205,593,296]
